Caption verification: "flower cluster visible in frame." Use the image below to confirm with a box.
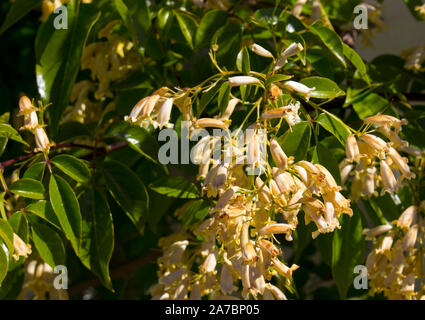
[133,42,352,299]
[17,96,54,153]
[340,114,416,200]
[63,20,141,124]
[364,204,425,300]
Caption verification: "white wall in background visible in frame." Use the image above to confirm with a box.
[356,0,425,61]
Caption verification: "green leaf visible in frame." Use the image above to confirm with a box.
[342,43,370,84]
[217,82,231,115]
[300,76,345,100]
[197,83,221,118]
[49,175,82,254]
[25,200,61,229]
[277,121,311,161]
[236,47,251,74]
[79,189,114,290]
[332,208,365,299]
[0,246,8,285]
[182,199,210,227]
[195,9,227,48]
[0,219,14,257]
[0,0,43,35]
[149,176,200,199]
[51,155,90,183]
[102,161,149,233]
[9,212,28,243]
[23,162,46,181]
[174,10,198,49]
[317,112,351,147]
[306,48,334,79]
[309,20,346,67]
[9,179,45,200]
[0,123,28,146]
[312,143,341,184]
[29,216,66,268]
[265,74,293,88]
[106,121,159,164]
[36,1,101,133]
[353,93,389,119]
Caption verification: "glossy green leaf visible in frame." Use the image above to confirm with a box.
[102,160,149,233]
[8,212,28,243]
[236,47,251,74]
[49,175,82,254]
[182,199,210,227]
[353,93,389,119]
[51,155,90,183]
[317,112,351,147]
[106,121,159,164]
[0,246,8,285]
[0,219,14,257]
[174,11,198,49]
[197,82,221,118]
[25,200,61,229]
[277,121,311,161]
[29,216,66,268]
[79,189,114,290]
[149,176,200,199]
[195,9,227,48]
[0,123,28,146]
[36,1,101,133]
[332,208,365,299]
[309,20,346,67]
[0,0,43,35]
[342,43,370,84]
[300,76,345,100]
[217,82,230,115]
[9,179,45,200]
[23,162,45,181]
[265,74,293,87]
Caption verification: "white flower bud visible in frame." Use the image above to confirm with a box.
[228,76,261,87]
[282,81,315,101]
[251,43,274,58]
[280,43,304,60]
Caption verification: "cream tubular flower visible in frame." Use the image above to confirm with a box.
[282,81,315,101]
[125,97,147,122]
[195,118,229,130]
[394,206,417,230]
[360,134,388,152]
[387,147,416,179]
[380,159,397,194]
[251,44,274,58]
[346,134,360,162]
[34,127,53,152]
[402,225,418,250]
[258,223,295,236]
[228,76,261,87]
[157,98,174,129]
[362,225,392,240]
[12,233,32,261]
[219,98,239,120]
[280,43,304,60]
[270,138,288,170]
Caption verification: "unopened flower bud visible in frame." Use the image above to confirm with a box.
[280,43,304,60]
[251,44,274,58]
[228,76,261,87]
